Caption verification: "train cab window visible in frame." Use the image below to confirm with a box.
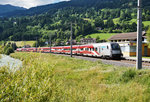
[111,43,120,50]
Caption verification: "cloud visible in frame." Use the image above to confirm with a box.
[0,0,70,9]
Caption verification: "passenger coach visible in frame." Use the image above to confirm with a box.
[17,42,123,59]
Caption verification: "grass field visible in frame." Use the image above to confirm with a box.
[86,33,117,40]
[113,18,120,24]
[143,21,150,26]
[143,57,150,59]
[8,41,36,47]
[104,18,121,24]
[105,18,150,27]
[0,52,150,101]
[132,56,150,59]
[130,19,150,26]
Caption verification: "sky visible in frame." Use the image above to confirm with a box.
[0,0,70,9]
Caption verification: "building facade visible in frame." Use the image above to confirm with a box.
[109,32,150,57]
[80,38,96,45]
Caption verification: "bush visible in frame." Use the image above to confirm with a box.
[0,46,4,54]
[120,69,137,83]
[5,47,14,55]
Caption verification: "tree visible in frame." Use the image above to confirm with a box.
[95,17,104,28]
[96,36,100,43]
[5,47,14,55]
[87,35,91,38]
[11,43,17,50]
[146,27,150,48]
[106,18,114,28]
[131,22,137,32]
[55,39,61,46]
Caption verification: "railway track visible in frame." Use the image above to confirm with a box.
[53,53,150,68]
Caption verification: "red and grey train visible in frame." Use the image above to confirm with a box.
[17,42,123,59]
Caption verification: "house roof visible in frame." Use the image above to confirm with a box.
[80,38,96,40]
[109,31,146,41]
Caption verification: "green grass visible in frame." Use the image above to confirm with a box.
[104,19,107,23]
[143,57,150,59]
[143,21,150,26]
[104,18,120,24]
[109,18,150,27]
[8,41,36,47]
[0,54,1,59]
[0,52,150,101]
[86,33,117,40]
[130,18,137,23]
[132,56,150,59]
[123,18,150,27]
[113,18,120,24]
[83,18,91,21]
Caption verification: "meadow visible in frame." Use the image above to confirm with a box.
[86,33,117,41]
[104,18,150,27]
[8,41,36,47]
[0,52,150,101]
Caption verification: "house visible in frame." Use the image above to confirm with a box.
[23,45,31,48]
[109,31,150,57]
[66,40,77,45]
[96,27,102,30]
[80,38,96,44]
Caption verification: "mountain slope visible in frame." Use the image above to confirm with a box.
[1,0,150,17]
[0,4,26,15]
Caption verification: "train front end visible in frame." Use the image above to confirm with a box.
[111,43,123,59]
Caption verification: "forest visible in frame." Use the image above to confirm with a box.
[0,0,150,47]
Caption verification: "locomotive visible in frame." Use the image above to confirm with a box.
[16,42,123,59]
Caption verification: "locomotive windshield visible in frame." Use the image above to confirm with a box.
[111,43,120,50]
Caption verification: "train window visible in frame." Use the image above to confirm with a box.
[107,46,109,49]
[95,48,97,51]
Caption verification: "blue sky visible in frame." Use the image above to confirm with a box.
[0,0,70,9]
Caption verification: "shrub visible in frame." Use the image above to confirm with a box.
[120,69,137,83]
[5,47,14,55]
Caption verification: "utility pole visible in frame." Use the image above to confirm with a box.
[136,0,142,69]
[70,22,73,57]
[49,34,52,53]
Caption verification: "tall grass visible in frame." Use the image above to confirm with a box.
[0,52,150,101]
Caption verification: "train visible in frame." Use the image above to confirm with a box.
[16,42,123,59]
